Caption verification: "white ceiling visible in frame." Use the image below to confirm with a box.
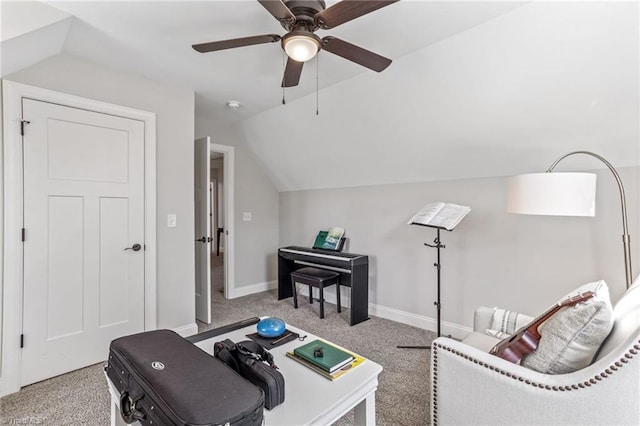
[14,0,528,126]
[240,1,640,190]
[2,1,638,191]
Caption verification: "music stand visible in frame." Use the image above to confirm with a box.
[398,202,470,350]
[397,225,447,349]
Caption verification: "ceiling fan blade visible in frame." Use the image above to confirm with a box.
[322,36,391,72]
[315,0,399,29]
[258,0,296,23]
[192,34,281,53]
[281,57,304,87]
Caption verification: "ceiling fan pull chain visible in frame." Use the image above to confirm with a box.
[316,53,319,116]
[282,51,286,105]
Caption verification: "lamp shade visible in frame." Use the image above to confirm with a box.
[507,172,597,216]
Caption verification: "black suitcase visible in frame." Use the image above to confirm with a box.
[106,329,264,425]
[214,339,285,410]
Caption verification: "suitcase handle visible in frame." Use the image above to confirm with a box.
[120,391,146,423]
[236,341,278,369]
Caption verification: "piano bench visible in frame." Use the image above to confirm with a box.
[290,267,341,319]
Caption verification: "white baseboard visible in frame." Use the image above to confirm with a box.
[172,322,199,337]
[234,284,471,340]
[369,303,471,340]
[232,280,278,298]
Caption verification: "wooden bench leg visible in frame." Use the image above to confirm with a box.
[319,284,325,319]
[309,284,313,304]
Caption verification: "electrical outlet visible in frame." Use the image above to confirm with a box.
[243,212,252,221]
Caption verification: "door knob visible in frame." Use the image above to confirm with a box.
[124,243,142,251]
[195,237,206,243]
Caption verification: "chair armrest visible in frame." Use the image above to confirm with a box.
[430,336,640,425]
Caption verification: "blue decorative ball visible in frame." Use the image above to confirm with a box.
[257,317,286,338]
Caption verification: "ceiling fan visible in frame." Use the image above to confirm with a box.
[192,0,399,87]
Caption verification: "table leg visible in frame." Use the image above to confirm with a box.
[111,393,127,426]
[353,392,376,426]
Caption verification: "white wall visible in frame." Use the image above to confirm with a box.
[0,81,3,370]
[4,54,196,331]
[280,167,640,337]
[196,119,280,294]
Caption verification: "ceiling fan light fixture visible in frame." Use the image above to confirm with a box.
[282,32,320,62]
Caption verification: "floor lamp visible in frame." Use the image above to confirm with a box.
[507,150,633,289]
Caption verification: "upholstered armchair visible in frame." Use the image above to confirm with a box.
[430,277,640,425]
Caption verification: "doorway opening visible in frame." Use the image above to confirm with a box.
[211,143,235,302]
[210,152,225,296]
[194,138,235,327]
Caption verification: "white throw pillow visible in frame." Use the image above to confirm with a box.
[595,274,640,360]
[521,280,614,374]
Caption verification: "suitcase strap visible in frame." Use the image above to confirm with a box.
[215,339,278,370]
[236,341,278,369]
[214,339,241,371]
[120,391,146,423]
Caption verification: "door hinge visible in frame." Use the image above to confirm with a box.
[20,120,31,136]
[21,228,26,242]
[20,334,24,348]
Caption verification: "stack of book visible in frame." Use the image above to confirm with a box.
[286,339,365,380]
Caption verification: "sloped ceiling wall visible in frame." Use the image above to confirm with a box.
[240,1,639,192]
[0,1,72,76]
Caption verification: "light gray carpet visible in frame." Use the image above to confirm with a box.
[1,255,434,425]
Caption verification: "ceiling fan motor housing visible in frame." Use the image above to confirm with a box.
[280,0,326,31]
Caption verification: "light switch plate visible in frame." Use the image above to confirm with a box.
[167,214,177,228]
[243,212,252,221]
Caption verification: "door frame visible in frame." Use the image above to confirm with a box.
[194,137,212,324]
[210,143,235,299]
[1,81,157,396]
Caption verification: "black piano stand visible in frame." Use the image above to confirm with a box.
[397,228,446,350]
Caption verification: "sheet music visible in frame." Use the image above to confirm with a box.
[408,202,471,231]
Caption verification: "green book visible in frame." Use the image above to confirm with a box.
[313,231,329,249]
[293,339,354,373]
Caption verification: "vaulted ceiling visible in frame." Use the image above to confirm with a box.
[2,1,528,124]
[2,1,638,191]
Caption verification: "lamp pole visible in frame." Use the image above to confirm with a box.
[547,151,632,289]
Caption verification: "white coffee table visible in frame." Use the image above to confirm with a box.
[106,321,383,425]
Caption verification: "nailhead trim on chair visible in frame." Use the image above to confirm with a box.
[431,341,640,426]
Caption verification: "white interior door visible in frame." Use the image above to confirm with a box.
[195,137,211,323]
[21,99,145,386]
